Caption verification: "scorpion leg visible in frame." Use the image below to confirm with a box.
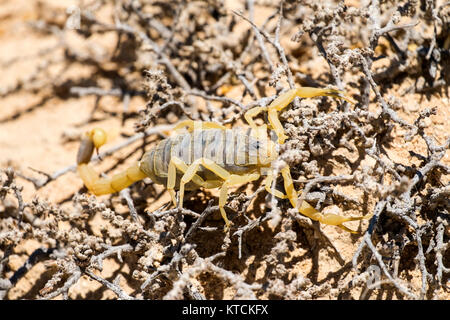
[264,87,353,144]
[219,172,260,230]
[244,106,267,131]
[244,108,269,145]
[179,158,259,230]
[264,170,288,199]
[280,166,370,233]
[168,158,180,206]
[174,120,226,133]
[264,170,306,199]
[178,158,228,210]
[168,156,221,207]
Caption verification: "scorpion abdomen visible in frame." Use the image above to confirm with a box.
[139,128,262,189]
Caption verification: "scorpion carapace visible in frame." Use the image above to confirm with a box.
[76,87,371,232]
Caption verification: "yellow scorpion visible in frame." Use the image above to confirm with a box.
[77,87,370,233]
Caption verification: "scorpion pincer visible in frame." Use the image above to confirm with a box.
[76,87,371,232]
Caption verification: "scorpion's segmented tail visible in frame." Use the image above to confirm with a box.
[77,162,147,195]
[76,128,147,195]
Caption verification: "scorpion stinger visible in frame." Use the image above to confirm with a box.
[76,128,147,195]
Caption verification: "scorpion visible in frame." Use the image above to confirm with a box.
[76,87,371,233]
